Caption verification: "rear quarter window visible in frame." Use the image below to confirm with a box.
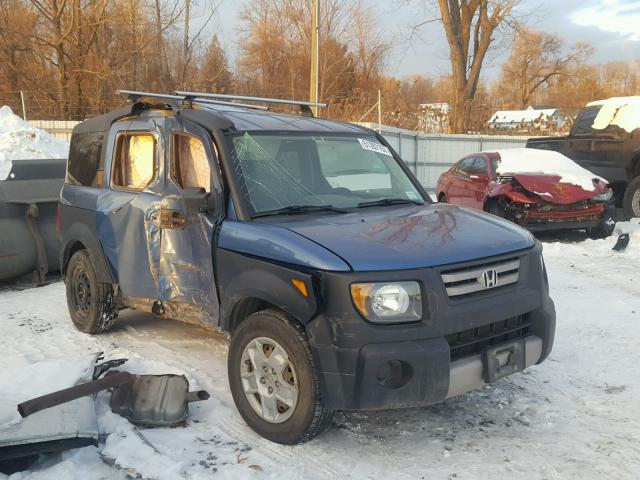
[66,131,104,187]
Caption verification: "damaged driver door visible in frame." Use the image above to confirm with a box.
[98,116,221,328]
[154,118,223,328]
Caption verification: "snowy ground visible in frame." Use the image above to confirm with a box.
[1,225,640,479]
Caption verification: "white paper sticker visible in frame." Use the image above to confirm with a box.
[358,138,392,157]
[405,190,419,200]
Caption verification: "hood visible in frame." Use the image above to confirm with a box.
[268,204,534,271]
[502,173,601,205]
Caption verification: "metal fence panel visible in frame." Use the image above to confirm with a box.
[359,123,528,193]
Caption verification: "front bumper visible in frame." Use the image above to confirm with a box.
[513,202,611,232]
[307,245,556,411]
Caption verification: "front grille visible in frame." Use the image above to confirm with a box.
[446,315,531,362]
[440,257,520,298]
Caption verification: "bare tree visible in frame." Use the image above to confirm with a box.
[501,27,592,108]
[437,0,517,133]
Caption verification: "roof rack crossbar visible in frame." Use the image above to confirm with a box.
[117,89,186,103]
[194,98,269,111]
[175,91,327,108]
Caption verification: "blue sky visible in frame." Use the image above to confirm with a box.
[206,0,640,79]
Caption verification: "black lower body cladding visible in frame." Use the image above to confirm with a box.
[307,245,556,411]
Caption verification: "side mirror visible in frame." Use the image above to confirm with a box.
[182,187,214,213]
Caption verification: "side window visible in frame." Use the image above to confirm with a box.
[112,133,156,191]
[172,134,211,193]
[572,106,601,135]
[66,131,103,187]
[454,158,474,177]
[468,158,488,176]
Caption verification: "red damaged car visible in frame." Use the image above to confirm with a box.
[436,148,616,237]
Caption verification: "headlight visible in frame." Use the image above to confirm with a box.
[593,189,613,202]
[350,282,422,324]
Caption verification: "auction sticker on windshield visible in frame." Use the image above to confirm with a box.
[358,138,392,156]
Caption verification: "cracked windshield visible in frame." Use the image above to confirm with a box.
[231,133,424,215]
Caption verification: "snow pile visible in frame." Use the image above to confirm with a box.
[588,96,640,133]
[0,106,69,180]
[490,148,604,191]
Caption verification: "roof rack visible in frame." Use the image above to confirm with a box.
[116,89,325,116]
[117,89,269,112]
[175,91,326,116]
[117,90,185,103]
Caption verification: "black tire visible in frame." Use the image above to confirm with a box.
[486,198,506,218]
[589,207,616,239]
[65,250,118,334]
[228,309,333,444]
[622,176,640,219]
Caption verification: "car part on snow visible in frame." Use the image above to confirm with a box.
[612,233,630,252]
[17,371,134,418]
[0,354,102,474]
[110,374,210,427]
[0,158,65,284]
[93,357,128,380]
[3,353,210,473]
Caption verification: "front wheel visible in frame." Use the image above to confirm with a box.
[589,206,616,239]
[622,176,640,219]
[228,309,333,444]
[486,198,506,218]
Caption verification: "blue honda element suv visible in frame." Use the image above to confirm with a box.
[58,91,555,444]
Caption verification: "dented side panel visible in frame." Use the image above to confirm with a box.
[96,115,221,327]
[97,117,166,299]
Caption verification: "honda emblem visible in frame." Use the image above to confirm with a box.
[481,269,498,289]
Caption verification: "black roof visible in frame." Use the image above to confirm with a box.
[205,106,367,133]
[73,101,369,136]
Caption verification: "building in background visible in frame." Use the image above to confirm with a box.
[488,106,567,133]
[418,103,451,133]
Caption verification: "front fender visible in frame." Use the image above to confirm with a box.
[216,248,319,331]
[488,181,537,205]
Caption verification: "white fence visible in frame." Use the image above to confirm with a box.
[360,123,529,192]
[30,120,79,143]
[33,120,529,192]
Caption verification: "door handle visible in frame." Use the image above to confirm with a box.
[158,209,187,230]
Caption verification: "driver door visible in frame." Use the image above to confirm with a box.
[156,118,224,327]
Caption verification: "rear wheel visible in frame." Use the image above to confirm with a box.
[228,309,333,444]
[65,250,118,334]
[622,176,640,219]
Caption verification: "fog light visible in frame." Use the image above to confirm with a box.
[376,360,413,389]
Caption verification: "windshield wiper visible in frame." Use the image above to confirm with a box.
[252,204,348,218]
[357,198,425,208]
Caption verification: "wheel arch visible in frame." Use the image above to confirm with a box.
[60,221,114,284]
[217,250,319,333]
[628,151,640,179]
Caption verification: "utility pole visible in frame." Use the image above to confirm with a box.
[377,89,381,132]
[20,91,27,121]
[309,0,320,116]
